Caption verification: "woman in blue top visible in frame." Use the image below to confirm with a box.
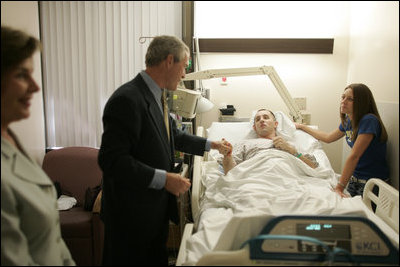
[295,83,388,197]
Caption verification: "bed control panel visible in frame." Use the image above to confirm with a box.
[263,218,388,255]
[248,215,399,265]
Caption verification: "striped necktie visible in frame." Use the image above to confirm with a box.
[162,90,170,141]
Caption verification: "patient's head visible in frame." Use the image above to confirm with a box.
[253,109,278,139]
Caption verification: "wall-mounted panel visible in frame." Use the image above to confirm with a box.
[196,38,334,54]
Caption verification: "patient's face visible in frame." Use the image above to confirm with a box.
[253,110,277,138]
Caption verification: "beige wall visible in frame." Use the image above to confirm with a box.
[347,1,399,102]
[1,1,46,164]
[196,2,350,173]
[195,2,399,175]
[343,1,399,189]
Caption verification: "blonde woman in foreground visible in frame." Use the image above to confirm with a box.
[1,26,75,266]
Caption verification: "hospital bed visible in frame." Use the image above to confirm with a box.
[176,111,399,266]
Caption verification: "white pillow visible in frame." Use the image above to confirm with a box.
[207,111,321,156]
[293,127,321,153]
[208,111,295,142]
[207,122,253,145]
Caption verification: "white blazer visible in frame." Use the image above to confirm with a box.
[1,131,75,266]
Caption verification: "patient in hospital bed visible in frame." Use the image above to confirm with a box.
[218,109,319,174]
[202,109,350,216]
[181,109,398,265]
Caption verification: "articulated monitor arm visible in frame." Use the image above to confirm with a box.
[182,66,303,123]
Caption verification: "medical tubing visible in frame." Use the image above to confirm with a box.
[239,234,355,265]
[331,247,359,266]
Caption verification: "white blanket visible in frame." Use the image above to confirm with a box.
[202,149,342,215]
[183,149,370,265]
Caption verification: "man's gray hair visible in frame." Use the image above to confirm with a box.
[145,35,189,67]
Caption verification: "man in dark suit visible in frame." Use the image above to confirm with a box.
[98,35,230,265]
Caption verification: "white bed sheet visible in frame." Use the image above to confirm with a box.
[183,150,368,265]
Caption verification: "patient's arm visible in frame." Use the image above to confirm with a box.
[211,139,232,155]
[299,154,319,169]
[217,138,236,174]
[222,155,236,174]
[272,136,319,169]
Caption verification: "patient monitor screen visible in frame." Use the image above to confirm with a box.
[297,223,351,239]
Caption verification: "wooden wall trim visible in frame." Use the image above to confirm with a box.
[182,1,195,90]
[197,38,334,54]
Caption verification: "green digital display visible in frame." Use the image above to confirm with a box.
[297,223,350,239]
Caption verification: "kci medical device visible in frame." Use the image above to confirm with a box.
[240,215,399,265]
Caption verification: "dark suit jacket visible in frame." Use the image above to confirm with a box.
[98,73,206,263]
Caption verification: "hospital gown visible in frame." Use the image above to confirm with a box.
[217,138,318,167]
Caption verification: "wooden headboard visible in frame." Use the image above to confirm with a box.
[342,101,399,190]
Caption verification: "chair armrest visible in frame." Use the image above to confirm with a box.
[92,213,104,265]
[92,190,102,213]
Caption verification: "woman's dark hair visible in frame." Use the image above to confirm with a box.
[1,26,40,77]
[340,83,387,142]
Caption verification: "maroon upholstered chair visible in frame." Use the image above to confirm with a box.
[42,146,104,266]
